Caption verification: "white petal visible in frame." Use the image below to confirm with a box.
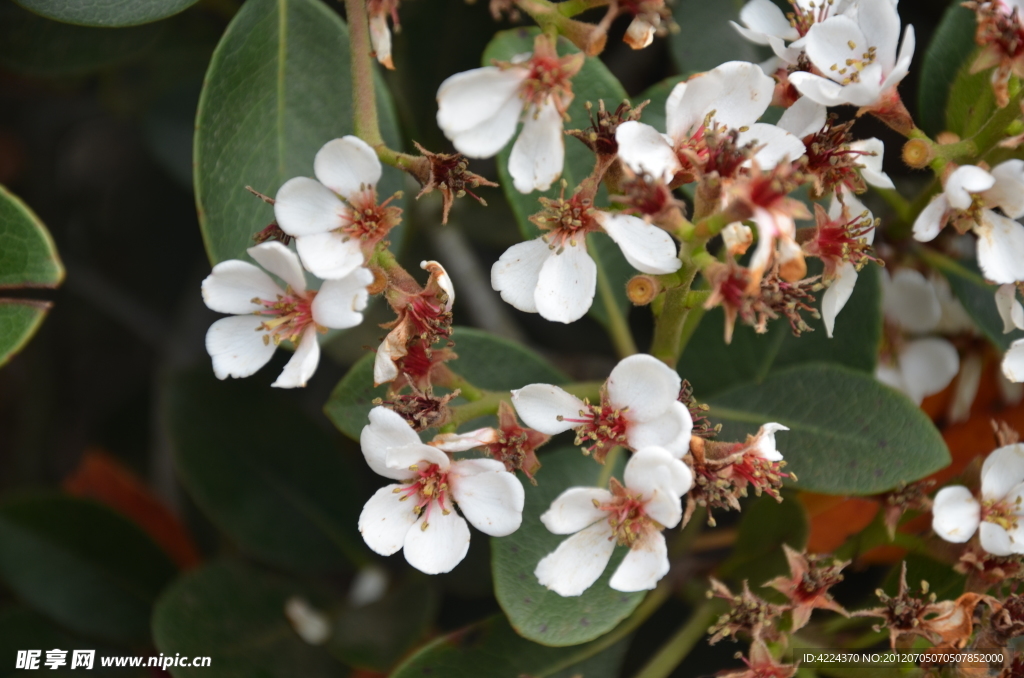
[981,521,1015,556]
[369,13,392,68]
[615,121,682,183]
[247,241,307,293]
[946,166,996,210]
[311,267,373,329]
[437,66,527,136]
[664,80,692,140]
[385,443,450,473]
[875,361,907,394]
[535,239,597,324]
[624,16,656,49]
[360,406,422,481]
[511,384,587,435]
[202,260,283,314]
[856,0,901,71]
[294,231,365,280]
[609,529,669,592]
[849,138,894,189]
[491,238,551,314]
[624,447,693,498]
[607,354,682,421]
[403,507,471,575]
[421,260,455,310]
[931,486,980,543]
[449,463,525,537]
[626,402,693,458]
[981,443,1024,500]
[540,487,613,535]
[753,422,789,462]
[975,211,1024,284]
[449,92,524,158]
[789,71,854,107]
[358,484,418,556]
[911,194,949,242]
[689,61,775,131]
[534,520,616,597]
[738,123,806,169]
[274,177,348,237]
[996,284,1024,333]
[985,159,1024,218]
[272,326,320,388]
[776,96,826,138]
[509,100,564,193]
[373,337,400,386]
[596,212,681,275]
[884,268,941,332]
[206,315,277,380]
[430,429,499,453]
[739,0,799,40]
[314,136,382,199]
[804,17,867,83]
[949,351,983,424]
[731,20,772,46]
[822,262,858,338]
[898,338,960,404]
[1003,339,1024,383]
[879,24,915,92]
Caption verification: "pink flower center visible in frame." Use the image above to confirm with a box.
[531,192,599,251]
[598,492,652,547]
[559,401,630,457]
[806,211,877,277]
[519,53,578,112]
[982,497,1020,531]
[252,289,319,345]
[396,462,451,529]
[788,0,839,37]
[339,187,402,242]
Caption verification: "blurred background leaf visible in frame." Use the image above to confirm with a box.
[669,0,760,75]
[917,2,978,136]
[14,0,199,27]
[0,494,177,643]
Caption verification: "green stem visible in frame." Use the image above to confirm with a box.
[649,258,699,367]
[873,187,912,223]
[343,0,382,146]
[447,373,484,401]
[449,390,508,427]
[629,601,720,678]
[539,584,674,678]
[556,0,611,15]
[591,235,639,359]
[597,446,622,486]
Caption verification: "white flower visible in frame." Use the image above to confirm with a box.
[201,242,372,388]
[357,407,525,574]
[913,161,1024,284]
[435,35,582,194]
[367,0,398,69]
[996,284,1024,383]
[874,268,960,405]
[511,354,693,459]
[816,192,875,337]
[732,0,852,65]
[535,446,693,596]
[789,0,914,108]
[615,61,806,184]
[274,136,399,280]
[284,597,331,645]
[490,200,681,323]
[933,444,1024,555]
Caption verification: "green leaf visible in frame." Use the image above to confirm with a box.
[327,575,438,671]
[633,76,685,135]
[153,561,341,678]
[492,448,644,647]
[717,493,808,585]
[916,3,979,136]
[164,367,364,572]
[0,301,49,369]
[485,28,635,332]
[0,184,63,289]
[14,0,198,27]
[670,0,761,75]
[194,0,404,265]
[0,3,162,76]
[390,614,629,678]
[929,253,1023,352]
[0,494,177,644]
[946,62,997,140]
[707,364,951,495]
[324,326,568,440]
[679,262,882,399]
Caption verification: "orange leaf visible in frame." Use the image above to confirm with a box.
[63,449,201,569]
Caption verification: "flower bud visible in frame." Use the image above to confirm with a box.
[626,274,660,305]
[902,138,933,169]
